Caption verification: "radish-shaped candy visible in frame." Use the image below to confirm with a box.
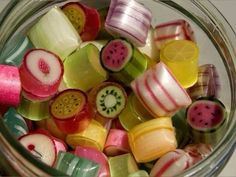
[0,65,21,106]
[188,64,220,100]
[150,149,192,177]
[50,89,92,134]
[19,132,57,166]
[186,98,227,145]
[105,0,152,46]
[154,19,195,50]
[19,49,63,99]
[100,39,148,86]
[131,62,192,117]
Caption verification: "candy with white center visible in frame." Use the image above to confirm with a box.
[0,64,21,106]
[131,62,192,117]
[28,7,81,60]
[55,151,100,177]
[75,146,110,177]
[150,149,192,177]
[105,0,152,46]
[19,132,57,166]
[188,64,220,99]
[104,129,131,156]
[3,107,29,139]
[154,19,195,50]
[19,49,63,99]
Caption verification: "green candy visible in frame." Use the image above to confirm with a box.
[128,170,149,177]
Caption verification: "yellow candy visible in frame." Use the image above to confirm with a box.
[128,117,177,163]
[160,40,199,88]
[66,120,108,151]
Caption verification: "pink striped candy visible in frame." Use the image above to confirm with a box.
[131,62,192,117]
[154,19,195,50]
[150,149,191,177]
[105,0,152,46]
[0,65,21,106]
[188,64,220,99]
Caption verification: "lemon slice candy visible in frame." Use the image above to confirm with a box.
[160,40,199,88]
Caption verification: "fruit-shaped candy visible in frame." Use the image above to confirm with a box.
[64,44,108,92]
[0,64,21,106]
[154,19,195,50]
[186,98,227,145]
[104,129,131,156]
[131,62,192,117]
[50,89,92,134]
[105,0,152,46]
[19,49,63,99]
[55,151,100,177]
[89,82,127,119]
[100,39,148,86]
[28,7,81,60]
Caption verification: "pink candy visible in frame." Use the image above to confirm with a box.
[0,64,21,106]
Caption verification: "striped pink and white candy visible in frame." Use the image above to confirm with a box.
[150,149,192,177]
[154,19,195,50]
[131,62,192,117]
[0,65,21,106]
[105,0,152,46]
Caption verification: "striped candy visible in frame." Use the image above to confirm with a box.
[105,0,152,46]
[188,64,220,99]
[154,19,195,50]
[131,62,192,117]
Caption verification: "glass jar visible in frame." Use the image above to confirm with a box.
[0,0,235,176]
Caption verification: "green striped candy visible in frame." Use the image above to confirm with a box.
[111,47,148,87]
[3,107,29,138]
[0,36,33,66]
[55,151,100,177]
[17,95,49,121]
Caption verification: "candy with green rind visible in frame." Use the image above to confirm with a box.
[3,107,29,138]
[64,44,108,92]
[55,151,100,177]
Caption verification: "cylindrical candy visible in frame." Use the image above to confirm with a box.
[119,93,153,131]
[3,107,29,139]
[55,151,100,177]
[75,146,110,177]
[105,0,152,46]
[128,117,177,163]
[66,120,108,151]
[104,129,131,156]
[0,64,21,106]
[108,153,139,177]
[154,19,195,50]
[64,44,108,92]
[131,62,192,117]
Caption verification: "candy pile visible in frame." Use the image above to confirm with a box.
[0,0,226,177]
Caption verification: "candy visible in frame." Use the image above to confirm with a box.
[104,129,131,156]
[160,40,199,88]
[50,89,92,134]
[19,132,57,166]
[28,7,81,60]
[188,64,220,99]
[80,40,108,51]
[66,120,107,151]
[119,93,153,131]
[19,49,63,98]
[105,0,152,46]
[3,107,29,139]
[74,146,110,177]
[131,62,192,117]
[108,153,139,177]
[0,64,21,106]
[154,19,195,50]
[64,44,108,92]
[128,170,149,177]
[128,117,177,163]
[150,149,192,177]
[55,151,100,177]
